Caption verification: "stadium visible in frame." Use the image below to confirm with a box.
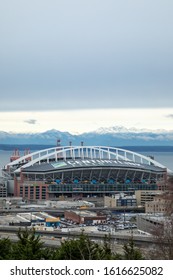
[3,145,169,200]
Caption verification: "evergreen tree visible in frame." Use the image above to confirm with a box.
[11,228,49,260]
[122,238,144,260]
[0,228,144,260]
[53,231,115,260]
[0,238,13,259]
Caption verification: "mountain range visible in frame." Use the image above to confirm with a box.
[0,126,173,147]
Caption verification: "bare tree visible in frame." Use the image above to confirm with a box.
[146,175,173,259]
[149,217,173,260]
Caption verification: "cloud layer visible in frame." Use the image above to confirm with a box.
[0,0,173,111]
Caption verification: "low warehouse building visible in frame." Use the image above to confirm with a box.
[64,210,107,225]
[45,217,60,227]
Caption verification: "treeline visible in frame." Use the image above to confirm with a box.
[0,228,144,260]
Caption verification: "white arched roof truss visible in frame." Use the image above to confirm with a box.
[6,146,170,173]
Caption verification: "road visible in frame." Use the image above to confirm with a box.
[0,224,154,248]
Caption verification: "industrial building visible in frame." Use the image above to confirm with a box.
[145,195,173,214]
[64,210,107,225]
[104,193,137,208]
[136,214,165,235]
[0,177,7,197]
[0,211,60,229]
[135,190,164,207]
[2,145,169,200]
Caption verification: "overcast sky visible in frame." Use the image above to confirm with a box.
[0,0,173,133]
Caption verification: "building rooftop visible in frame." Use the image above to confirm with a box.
[22,159,165,173]
[65,210,106,217]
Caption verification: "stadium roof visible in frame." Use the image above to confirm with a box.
[5,146,171,174]
[22,159,165,173]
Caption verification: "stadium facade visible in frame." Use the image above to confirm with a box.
[3,145,169,200]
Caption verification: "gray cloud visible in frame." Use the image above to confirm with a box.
[0,0,173,111]
[166,114,173,119]
[24,119,37,125]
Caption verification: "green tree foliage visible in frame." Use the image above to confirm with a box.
[52,231,115,260]
[11,228,51,260]
[0,238,13,260]
[0,228,144,260]
[122,238,144,260]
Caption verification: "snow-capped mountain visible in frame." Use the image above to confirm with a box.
[93,126,130,134]
[0,126,173,146]
[93,126,173,134]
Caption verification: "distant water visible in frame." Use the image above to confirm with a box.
[0,146,173,175]
[140,151,173,171]
[0,150,13,175]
